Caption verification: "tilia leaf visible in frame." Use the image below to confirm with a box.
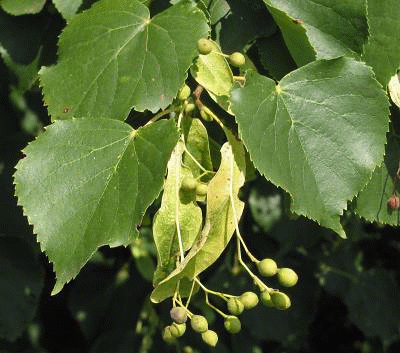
[40,0,209,120]
[14,118,179,294]
[151,132,246,303]
[231,58,389,236]
[152,141,203,285]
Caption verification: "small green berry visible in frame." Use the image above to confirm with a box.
[199,106,213,122]
[180,176,197,193]
[178,84,191,101]
[170,322,186,337]
[277,268,298,287]
[271,291,291,310]
[162,326,176,343]
[197,38,213,55]
[260,290,274,308]
[239,291,259,310]
[224,316,241,334]
[191,315,208,333]
[170,307,188,324]
[257,258,278,277]
[201,330,218,347]
[229,52,245,67]
[183,347,193,353]
[195,182,208,196]
[227,297,244,315]
[184,102,196,114]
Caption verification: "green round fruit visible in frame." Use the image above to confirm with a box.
[170,322,186,337]
[191,315,208,333]
[257,258,278,277]
[201,330,218,347]
[239,291,259,310]
[170,307,188,324]
[271,291,291,310]
[183,347,193,353]
[227,297,244,315]
[200,106,213,122]
[180,176,197,193]
[195,183,208,196]
[277,268,298,287]
[197,38,213,55]
[224,316,241,334]
[178,84,191,101]
[184,102,196,114]
[229,52,245,67]
[260,290,274,307]
[162,326,176,343]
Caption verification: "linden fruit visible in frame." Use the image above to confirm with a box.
[224,316,241,334]
[277,268,298,287]
[271,291,291,310]
[229,52,245,67]
[239,291,259,310]
[201,330,218,347]
[197,38,213,55]
[191,315,208,333]
[170,306,188,324]
[227,297,244,315]
[257,258,278,277]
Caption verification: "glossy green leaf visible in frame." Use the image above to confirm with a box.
[151,132,246,303]
[152,141,202,284]
[52,0,83,21]
[355,135,400,225]
[263,0,368,65]
[231,58,389,236]
[40,0,209,120]
[362,0,400,87]
[182,118,213,181]
[1,0,46,15]
[191,40,233,113]
[14,118,179,294]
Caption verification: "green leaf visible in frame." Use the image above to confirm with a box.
[151,132,246,303]
[14,118,179,294]
[231,58,389,236]
[52,0,83,21]
[152,141,203,284]
[0,45,41,92]
[355,135,400,225]
[191,40,233,113]
[0,235,44,340]
[1,0,46,15]
[182,117,213,181]
[40,0,209,120]
[262,0,368,65]
[362,0,400,87]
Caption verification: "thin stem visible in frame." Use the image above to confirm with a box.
[205,292,228,319]
[185,280,196,309]
[228,147,259,264]
[145,106,180,126]
[194,277,234,301]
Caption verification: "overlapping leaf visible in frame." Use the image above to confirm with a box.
[231,58,389,236]
[14,118,179,294]
[40,0,209,120]
[152,141,202,285]
[362,0,400,87]
[52,0,83,21]
[182,117,213,181]
[355,135,400,225]
[262,0,368,65]
[151,132,245,302]
[1,0,46,15]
